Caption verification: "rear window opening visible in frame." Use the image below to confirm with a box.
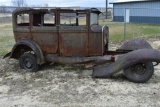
[17,13,29,26]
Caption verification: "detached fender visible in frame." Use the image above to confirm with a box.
[93,49,160,77]
[118,39,153,51]
[7,39,44,64]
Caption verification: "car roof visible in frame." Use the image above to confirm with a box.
[12,8,101,15]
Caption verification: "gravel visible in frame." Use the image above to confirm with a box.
[0,39,160,107]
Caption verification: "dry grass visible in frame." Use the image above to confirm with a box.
[0,15,15,55]
[99,19,160,42]
[0,17,160,55]
[0,22,14,55]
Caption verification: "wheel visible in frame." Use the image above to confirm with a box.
[124,62,154,83]
[19,53,39,72]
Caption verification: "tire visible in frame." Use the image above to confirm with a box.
[124,62,154,83]
[19,53,39,72]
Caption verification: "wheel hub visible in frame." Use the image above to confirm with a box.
[132,64,146,75]
[25,58,33,68]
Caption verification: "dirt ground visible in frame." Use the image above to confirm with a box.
[0,39,160,107]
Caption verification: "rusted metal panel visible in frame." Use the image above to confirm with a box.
[45,54,113,64]
[45,54,94,64]
[14,32,32,42]
[89,32,103,56]
[93,49,160,77]
[59,26,88,56]
[31,27,58,54]
[89,25,103,56]
[14,20,32,41]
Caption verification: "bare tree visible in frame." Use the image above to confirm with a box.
[11,0,26,7]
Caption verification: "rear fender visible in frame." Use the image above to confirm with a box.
[93,49,160,77]
[9,39,44,64]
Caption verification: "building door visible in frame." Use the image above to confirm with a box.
[125,9,130,23]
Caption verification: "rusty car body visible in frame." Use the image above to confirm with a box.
[4,8,160,83]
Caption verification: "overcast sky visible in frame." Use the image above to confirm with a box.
[0,0,114,7]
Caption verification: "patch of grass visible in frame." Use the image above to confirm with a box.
[0,49,9,55]
[0,18,160,55]
[0,26,14,55]
[0,16,14,55]
[99,20,160,42]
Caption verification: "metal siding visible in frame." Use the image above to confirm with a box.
[114,8,124,16]
[130,9,160,17]
[130,16,160,24]
[113,16,124,22]
[113,1,160,23]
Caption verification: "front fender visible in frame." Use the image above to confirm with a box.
[93,49,160,77]
[9,39,44,64]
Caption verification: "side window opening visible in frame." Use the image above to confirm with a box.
[78,13,86,26]
[17,13,29,26]
[60,13,76,26]
[43,13,55,26]
[60,12,86,26]
[32,12,55,27]
[33,13,41,26]
[90,13,99,25]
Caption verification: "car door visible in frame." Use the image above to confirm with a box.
[31,11,58,54]
[58,11,89,57]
